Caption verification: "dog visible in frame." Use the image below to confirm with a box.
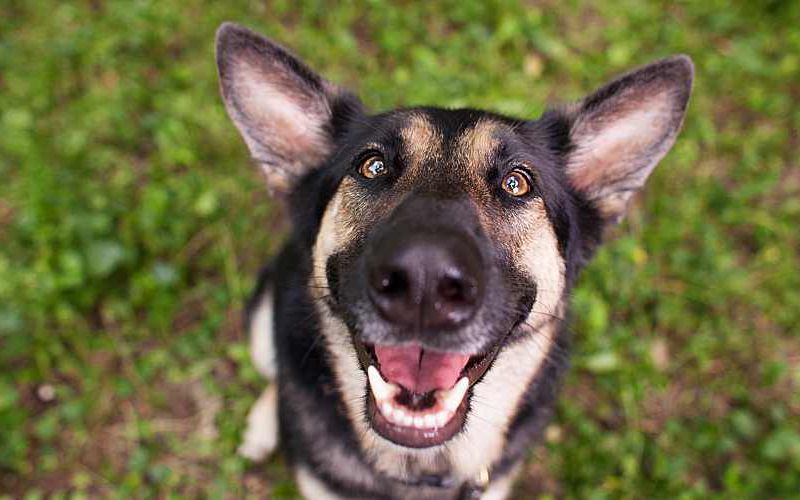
[216,22,693,499]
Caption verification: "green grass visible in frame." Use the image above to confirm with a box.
[2,0,799,497]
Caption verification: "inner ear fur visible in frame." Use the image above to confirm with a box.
[564,55,694,222]
[216,22,362,197]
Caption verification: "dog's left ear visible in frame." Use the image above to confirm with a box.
[564,55,694,223]
[216,23,363,197]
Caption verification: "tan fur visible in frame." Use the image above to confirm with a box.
[312,179,358,283]
[399,113,443,174]
[455,119,502,182]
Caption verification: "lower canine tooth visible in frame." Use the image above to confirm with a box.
[440,377,470,412]
[368,366,398,401]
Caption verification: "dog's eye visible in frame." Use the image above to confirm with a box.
[501,169,532,197]
[359,154,388,179]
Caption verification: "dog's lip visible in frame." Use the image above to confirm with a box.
[353,339,500,390]
[366,386,469,448]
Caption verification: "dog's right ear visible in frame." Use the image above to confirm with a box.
[216,23,363,197]
[561,55,693,224]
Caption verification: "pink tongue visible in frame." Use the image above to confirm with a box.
[374,344,470,394]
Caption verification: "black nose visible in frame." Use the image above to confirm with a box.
[366,231,484,330]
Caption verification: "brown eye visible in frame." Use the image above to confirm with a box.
[359,154,387,179]
[501,169,532,197]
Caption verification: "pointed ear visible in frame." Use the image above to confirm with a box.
[216,23,363,196]
[564,55,694,223]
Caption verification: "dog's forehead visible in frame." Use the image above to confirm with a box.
[328,109,561,244]
[393,110,512,182]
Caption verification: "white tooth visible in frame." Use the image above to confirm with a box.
[393,408,407,425]
[402,414,413,427]
[368,365,397,401]
[413,416,425,428]
[441,377,469,412]
[435,411,450,427]
[381,402,393,418]
[424,414,437,428]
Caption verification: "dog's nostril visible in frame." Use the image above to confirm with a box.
[375,269,408,296]
[368,265,417,326]
[437,275,473,303]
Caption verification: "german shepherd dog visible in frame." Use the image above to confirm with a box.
[216,23,693,499]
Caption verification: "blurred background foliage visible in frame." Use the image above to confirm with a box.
[1,0,799,497]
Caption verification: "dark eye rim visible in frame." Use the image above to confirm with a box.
[353,148,390,179]
[500,162,538,199]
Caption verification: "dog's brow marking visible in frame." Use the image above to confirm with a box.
[399,113,443,179]
[457,119,502,170]
[455,120,506,206]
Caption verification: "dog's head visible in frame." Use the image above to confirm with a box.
[217,23,692,477]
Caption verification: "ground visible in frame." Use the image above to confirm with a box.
[1,0,799,498]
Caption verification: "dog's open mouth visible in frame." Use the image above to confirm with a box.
[355,341,499,448]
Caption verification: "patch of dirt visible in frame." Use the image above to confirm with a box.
[243,468,272,497]
[218,304,245,343]
[513,447,561,498]
[171,291,208,333]
[0,198,14,228]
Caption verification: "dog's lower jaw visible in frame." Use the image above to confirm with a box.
[316,295,563,491]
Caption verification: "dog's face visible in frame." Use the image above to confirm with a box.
[313,110,574,451]
[217,23,692,478]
